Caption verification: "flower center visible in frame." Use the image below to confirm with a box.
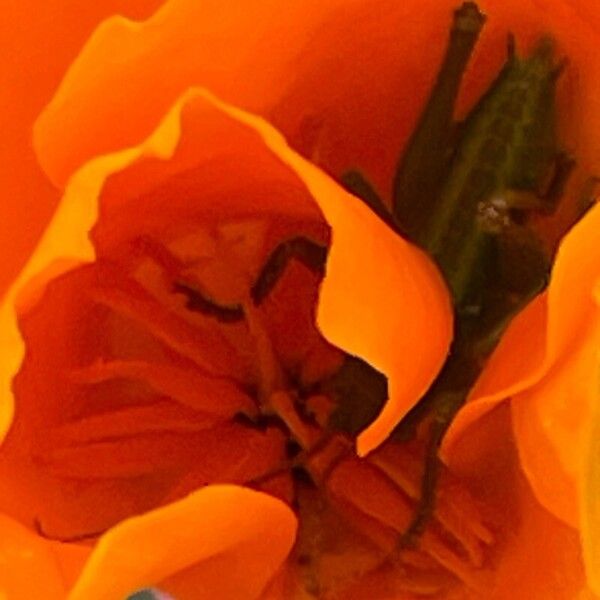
[3,217,495,597]
[154,227,495,596]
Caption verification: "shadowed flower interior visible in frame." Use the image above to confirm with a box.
[0,92,496,597]
[0,136,333,533]
[2,0,600,597]
[1,185,490,597]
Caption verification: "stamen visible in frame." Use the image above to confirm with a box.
[173,281,244,323]
[268,390,320,450]
[49,401,219,443]
[88,267,245,379]
[251,237,327,305]
[243,301,286,399]
[38,422,284,481]
[370,444,493,567]
[326,458,489,590]
[40,434,207,479]
[335,558,450,597]
[68,359,257,419]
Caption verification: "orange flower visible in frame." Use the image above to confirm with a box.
[1,87,453,598]
[1,0,600,598]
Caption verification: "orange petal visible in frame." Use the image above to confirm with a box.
[0,514,65,599]
[509,284,600,593]
[481,471,586,600]
[198,92,452,454]
[33,0,347,187]
[33,1,600,198]
[510,301,600,529]
[564,0,600,29]
[0,0,162,297]
[447,404,587,600]
[583,343,600,596]
[68,485,296,600]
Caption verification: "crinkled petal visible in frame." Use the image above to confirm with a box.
[578,285,600,595]
[33,0,346,188]
[68,485,297,600]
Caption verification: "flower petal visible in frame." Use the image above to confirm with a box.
[557,283,600,594]
[198,92,452,454]
[0,92,190,445]
[510,300,600,529]
[0,514,65,598]
[583,364,600,596]
[34,0,600,200]
[33,0,346,188]
[68,485,297,600]
[447,405,587,600]
[0,0,162,296]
